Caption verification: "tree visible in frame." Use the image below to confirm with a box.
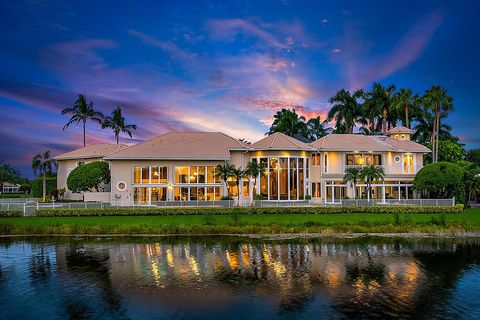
[360,165,385,200]
[412,162,465,202]
[328,89,365,133]
[425,140,465,164]
[456,161,480,206]
[62,94,104,146]
[229,166,246,204]
[0,161,21,193]
[465,149,480,166]
[101,106,137,144]
[391,88,419,128]
[267,109,307,137]
[422,86,454,163]
[343,167,362,199]
[215,164,234,197]
[67,161,110,193]
[412,108,455,145]
[245,160,265,196]
[32,151,55,201]
[363,83,397,133]
[306,116,330,141]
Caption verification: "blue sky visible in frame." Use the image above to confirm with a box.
[1,0,479,177]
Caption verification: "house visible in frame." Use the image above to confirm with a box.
[55,127,430,204]
[55,144,129,200]
[2,181,21,194]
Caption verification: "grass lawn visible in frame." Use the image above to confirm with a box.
[1,208,479,235]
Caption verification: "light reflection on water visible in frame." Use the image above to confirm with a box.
[0,237,479,319]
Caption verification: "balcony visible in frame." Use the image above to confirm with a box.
[323,164,421,175]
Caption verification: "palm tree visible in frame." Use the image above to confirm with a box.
[327,89,364,133]
[422,86,454,163]
[306,116,330,141]
[412,108,453,145]
[230,166,246,204]
[363,83,397,133]
[360,165,385,201]
[215,164,234,198]
[62,94,104,146]
[267,108,307,137]
[32,150,55,202]
[343,167,362,199]
[245,160,265,196]
[391,88,419,129]
[102,106,137,144]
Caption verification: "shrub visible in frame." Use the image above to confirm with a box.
[253,194,263,200]
[0,210,23,217]
[37,205,464,217]
[305,195,312,200]
[67,161,110,193]
[32,176,57,198]
[221,196,233,200]
[413,162,465,203]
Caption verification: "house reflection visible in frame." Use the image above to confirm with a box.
[50,238,478,316]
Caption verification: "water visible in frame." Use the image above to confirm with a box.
[0,236,479,320]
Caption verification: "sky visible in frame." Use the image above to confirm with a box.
[1,0,480,177]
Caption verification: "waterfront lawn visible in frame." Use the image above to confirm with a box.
[1,208,479,235]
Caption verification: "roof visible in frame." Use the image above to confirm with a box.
[386,126,414,135]
[310,134,430,153]
[249,132,314,151]
[55,144,129,160]
[104,132,247,160]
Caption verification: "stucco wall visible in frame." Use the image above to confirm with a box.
[57,157,103,200]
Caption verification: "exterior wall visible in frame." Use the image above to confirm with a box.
[57,157,104,200]
[110,159,228,204]
[84,192,111,202]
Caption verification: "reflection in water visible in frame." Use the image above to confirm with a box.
[0,237,479,319]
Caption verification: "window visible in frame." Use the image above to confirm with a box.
[133,166,141,184]
[404,154,414,173]
[324,154,328,173]
[207,166,215,183]
[175,167,189,183]
[141,166,149,184]
[175,166,221,184]
[116,181,127,191]
[312,153,321,166]
[173,186,223,201]
[197,166,206,183]
[345,154,382,166]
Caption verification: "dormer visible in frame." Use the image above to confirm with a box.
[386,126,414,141]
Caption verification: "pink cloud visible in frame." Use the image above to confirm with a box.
[345,9,443,88]
[127,29,196,60]
[205,18,288,49]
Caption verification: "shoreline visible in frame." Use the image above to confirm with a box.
[2,231,480,239]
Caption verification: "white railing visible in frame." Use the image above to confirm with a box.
[14,198,457,216]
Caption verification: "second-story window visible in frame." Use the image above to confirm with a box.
[345,154,382,166]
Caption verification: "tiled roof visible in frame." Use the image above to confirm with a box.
[386,126,414,135]
[55,144,129,160]
[249,132,314,151]
[310,134,430,153]
[105,132,246,160]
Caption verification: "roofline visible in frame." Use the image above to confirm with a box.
[55,155,106,161]
[313,148,430,153]
[104,156,231,161]
[248,147,316,151]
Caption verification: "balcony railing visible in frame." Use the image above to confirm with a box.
[324,165,420,174]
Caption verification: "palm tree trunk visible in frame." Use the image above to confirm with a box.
[83,120,86,146]
[382,108,388,134]
[42,173,46,202]
[405,104,409,128]
[116,134,119,144]
[253,176,257,195]
[435,109,440,162]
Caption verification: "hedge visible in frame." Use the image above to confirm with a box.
[37,205,464,217]
[0,210,23,217]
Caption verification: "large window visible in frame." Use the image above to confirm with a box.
[173,186,222,201]
[134,187,167,204]
[345,154,382,166]
[255,156,307,200]
[174,166,220,184]
[133,166,168,184]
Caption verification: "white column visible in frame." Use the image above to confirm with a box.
[382,184,386,203]
[398,185,401,200]
[332,184,335,203]
[324,182,327,204]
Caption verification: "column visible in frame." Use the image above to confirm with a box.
[382,184,386,203]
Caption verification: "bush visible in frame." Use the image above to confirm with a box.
[221,196,233,200]
[32,176,57,198]
[253,194,263,200]
[305,195,312,200]
[37,205,464,217]
[67,161,110,193]
[413,162,465,203]
[0,210,23,217]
